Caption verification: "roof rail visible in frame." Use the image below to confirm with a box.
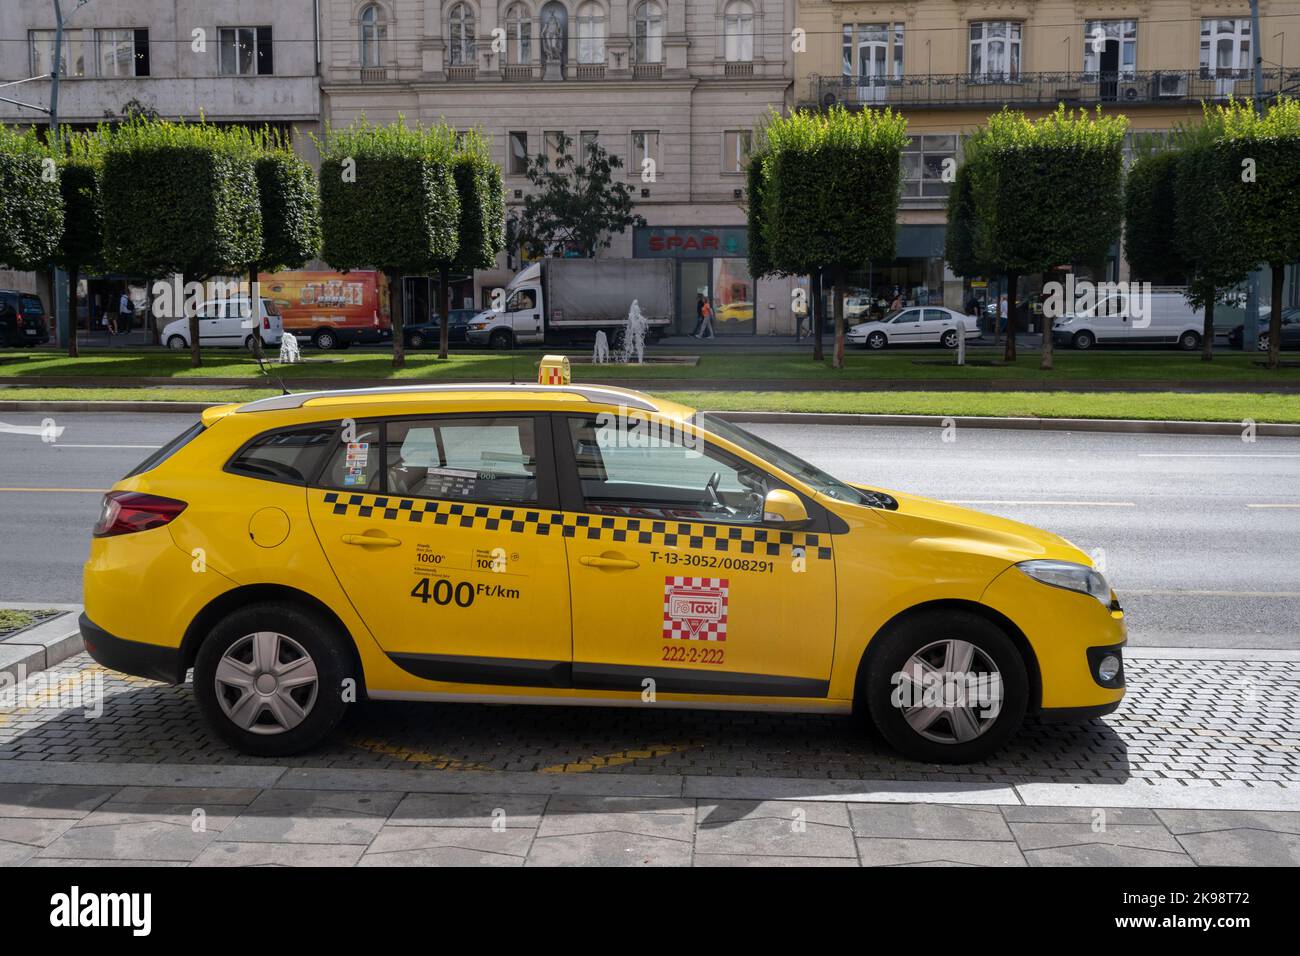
[234,382,659,414]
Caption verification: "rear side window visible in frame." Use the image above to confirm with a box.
[386,416,538,504]
[318,423,382,491]
[124,421,206,479]
[228,425,336,485]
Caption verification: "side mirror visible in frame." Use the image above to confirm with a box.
[762,489,810,528]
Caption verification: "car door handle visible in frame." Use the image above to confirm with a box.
[579,555,639,570]
[341,533,402,548]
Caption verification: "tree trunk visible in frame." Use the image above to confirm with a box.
[1268,263,1284,370]
[148,277,160,346]
[1038,275,1053,371]
[832,267,846,370]
[438,263,452,360]
[66,265,79,358]
[810,270,824,363]
[1003,272,1019,362]
[248,267,265,366]
[187,276,202,369]
[388,268,406,370]
[1202,291,1215,362]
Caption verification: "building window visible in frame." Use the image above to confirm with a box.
[579,130,599,161]
[543,130,563,166]
[724,1,754,63]
[449,3,476,67]
[634,1,664,64]
[218,27,273,76]
[505,4,532,64]
[576,2,606,65]
[30,30,87,78]
[631,130,660,174]
[1200,18,1252,77]
[95,29,149,77]
[969,21,1020,80]
[722,129,751,173]
[1084,20,1136,77]
[359,4,385,67]
[901,134,956,200]
[508,131,529,175]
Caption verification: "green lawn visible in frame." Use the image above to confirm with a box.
[2,385,1295,423]
[1,346,1297,385]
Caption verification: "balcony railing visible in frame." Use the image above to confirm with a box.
[807,68,1300,111]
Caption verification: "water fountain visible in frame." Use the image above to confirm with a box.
[592,330,611,365]
[621,299,648,365]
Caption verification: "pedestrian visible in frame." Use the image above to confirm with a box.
[890,293,902,311]
[691,294,715,339]
[998,294,1008,334]
[117,288,134,335]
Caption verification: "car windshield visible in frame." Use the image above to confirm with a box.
[883,310,904,323]
[693,413,877,504]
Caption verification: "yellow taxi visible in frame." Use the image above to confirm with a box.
[81,378,1125,762]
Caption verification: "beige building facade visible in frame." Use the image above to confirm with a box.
[792,0,1296,310]
[319,0,799,334]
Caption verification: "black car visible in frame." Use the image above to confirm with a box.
[404,308,479,348]
[1228,308,1300,351]
[0,290,50,347]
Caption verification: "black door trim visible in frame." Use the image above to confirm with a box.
[386,652,829,699]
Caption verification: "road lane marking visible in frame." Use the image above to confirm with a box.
[1139,453,1300,458]
[948,500,1135,507]
[0,487,105,493]
[1246,503,1300,509]
[1121,588,1300,598]
[539,744,693,774]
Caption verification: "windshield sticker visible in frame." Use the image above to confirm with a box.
[663,576,729,642]
[344,442,369,464]
[423,466,478,498]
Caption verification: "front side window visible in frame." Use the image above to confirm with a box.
[387,417,538,505]
[576,1,606,64]
[724,0,754,62]
[634,1,664,64]
[969,21,1020,80]
[229,426,335,485]
[449,3,476,67]
[568,416,772,524]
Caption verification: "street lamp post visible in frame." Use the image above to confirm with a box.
[1243,0,1265,353]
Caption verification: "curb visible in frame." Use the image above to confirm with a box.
[0,607,84,686]
[1,399,1296,435]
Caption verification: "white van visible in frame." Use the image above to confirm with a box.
[1051,290,1203,350]
[163,297,285,351]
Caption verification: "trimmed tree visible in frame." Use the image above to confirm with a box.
[315,117,460,369]
[944,155,1000,345]
[1209,98,1300,369]
[53,131,107,358]
[245,128,322,361]
[760,107,908,369]
[433,130,505,359]
[965,107,1128,368]
[511,132,644,258]
[100,118,262,368]
[0,127,63,341]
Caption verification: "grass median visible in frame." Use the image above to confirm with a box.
[3,385,1296,423]
[2,347,1298,385]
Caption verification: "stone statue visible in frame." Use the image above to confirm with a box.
[541,12,563,63]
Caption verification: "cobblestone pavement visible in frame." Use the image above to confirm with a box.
[2,653,1299,787]
[2,782,1299,866]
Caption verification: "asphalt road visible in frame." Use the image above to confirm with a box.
[1,412,1296,650]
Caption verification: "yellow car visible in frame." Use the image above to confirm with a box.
[716,301,754,323]
[81,383,1125,762]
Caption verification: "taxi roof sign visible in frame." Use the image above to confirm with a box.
[539,354,571,385]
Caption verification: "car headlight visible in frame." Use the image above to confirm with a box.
[1055,317,1074,327]
[1016,559,1110,605]
[468,322,488,330]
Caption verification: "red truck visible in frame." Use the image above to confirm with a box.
[257,271,392,350]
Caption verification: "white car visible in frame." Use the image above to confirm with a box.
[1051,291,1203,351]
[846,306,979,350]
[163,297,285,351]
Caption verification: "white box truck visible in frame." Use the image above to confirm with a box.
[465,259,674,348]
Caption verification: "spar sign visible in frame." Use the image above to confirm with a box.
[662,576,729,642]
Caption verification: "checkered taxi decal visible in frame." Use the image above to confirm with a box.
[663,577,729,641]
[318,491,833,560]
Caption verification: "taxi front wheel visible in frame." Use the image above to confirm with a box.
[193,602,354,757]
[863,610,1028,764]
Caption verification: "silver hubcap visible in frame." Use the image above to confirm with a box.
[895,639,1003,745]
[215,632,319,735]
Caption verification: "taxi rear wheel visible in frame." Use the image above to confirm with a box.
[194,602,353,757]
[863,609,1028,764]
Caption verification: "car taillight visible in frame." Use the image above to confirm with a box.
[93,491,187,537]
[263,315,270,329]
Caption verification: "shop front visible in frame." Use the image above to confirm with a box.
[632,226,756,335]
